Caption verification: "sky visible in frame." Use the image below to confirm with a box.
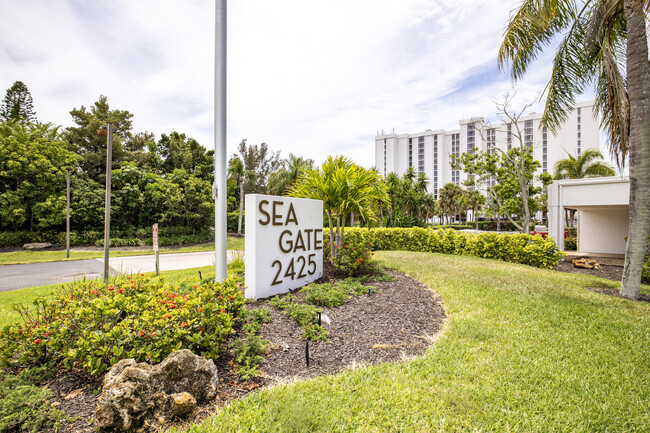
[0,0,588,168]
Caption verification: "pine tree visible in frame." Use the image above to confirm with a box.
[0,81,36,124]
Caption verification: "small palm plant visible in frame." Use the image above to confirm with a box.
[289,156,388,261]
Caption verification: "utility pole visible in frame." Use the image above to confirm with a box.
[101,124,113,283]
[214,0,227,281]
[66,167,70,259]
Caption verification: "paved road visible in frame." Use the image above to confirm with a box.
[0,259,106,292]
[102,251,238,274]
[0,251,238,292]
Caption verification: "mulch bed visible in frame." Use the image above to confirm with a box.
[553,260,625,282]
[41,263,446,432]
[553,259,649,303]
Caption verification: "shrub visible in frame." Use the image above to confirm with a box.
[564,236,577,251]
[429,224,474,230]
[0,364,71,433]
[227,212,245,233]
[331,239,374,276]
[302,323,328,342]
[0,231,24,248]
[230,334,269,381]
[230,306,271,381]
[301,283,350,307]
[0,275,245,375]
[323,227,564,269]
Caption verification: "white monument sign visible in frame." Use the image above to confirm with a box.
[245,194,323,299]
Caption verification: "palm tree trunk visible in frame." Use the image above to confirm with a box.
[327,212,335,261]
[620,0,650,300]
[237,179,243,234]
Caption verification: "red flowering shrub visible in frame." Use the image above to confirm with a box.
[332,239,373,276]
[0,274,245,375]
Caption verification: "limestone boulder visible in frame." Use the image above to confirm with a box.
[94,350,218,431]
[22,242,52,250]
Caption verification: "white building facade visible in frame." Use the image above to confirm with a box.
[375,100,601,199]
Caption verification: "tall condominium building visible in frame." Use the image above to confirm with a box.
[375,100,600,199]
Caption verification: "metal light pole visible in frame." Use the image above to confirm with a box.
[214,0,228,281]
[102,124,113,283]
[66,168,70,259]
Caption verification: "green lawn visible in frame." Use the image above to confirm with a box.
[0,236,245,265]
[177,251,649,433]
[2,251,648,431]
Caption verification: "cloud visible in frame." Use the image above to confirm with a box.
[0,0,583,168]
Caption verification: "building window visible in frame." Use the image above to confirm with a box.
[542,126,548,173]
[486,128,496,186]
[486,128,496,155]
[408,138,413,168]
[507,123,512,150]
[577,107,582,155]
[467,125,475,155]
[524,119,533,148]
[451,133,460,185]
[383,139,387,176]
[466,125,475,189]
[418,136,425,172]
[433,135,438,199]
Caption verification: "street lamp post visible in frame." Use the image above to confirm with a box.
[214,0,227,281]
[66,167,70,259]
[101,124,113,283]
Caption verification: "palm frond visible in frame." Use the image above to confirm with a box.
[498,0,578,79]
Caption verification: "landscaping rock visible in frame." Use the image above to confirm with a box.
[572,258,601,270]
[22,242,52,250]
[94,350,218,431]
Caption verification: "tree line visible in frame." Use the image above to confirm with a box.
[0,82,300,236]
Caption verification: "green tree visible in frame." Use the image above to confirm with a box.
[0,81,36,124]
[151,131,212,177]
[552,148,616,227]
[382,170,431,227]
[465,190,486,229]
[438,183,465,227]
[64,95,147,182]
[553,149,616,179]
[0,120,61,143]
[228,157,255,234]
[230,139,281,194]
[498,0,650,299]
[69,176,105,231]
[268,154,314,196]
[289,156,388,260]
[0,135,79,231]
[453,96,543,232]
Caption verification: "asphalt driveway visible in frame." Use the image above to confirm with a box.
[0,251,236,292]
[0,259,107,292]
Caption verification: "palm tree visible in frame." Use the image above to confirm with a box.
[466,190,486,230]
[227,157,255,234]
[553,149,616,179]
[498,0,650,300]
[553,149,616,227]
[438,183,464,227]
[267,153,314,196]
[0,119,61,143]
[289,156,388,260]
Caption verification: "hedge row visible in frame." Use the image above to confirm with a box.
[0,228,217,248]
[324,227,565,269]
